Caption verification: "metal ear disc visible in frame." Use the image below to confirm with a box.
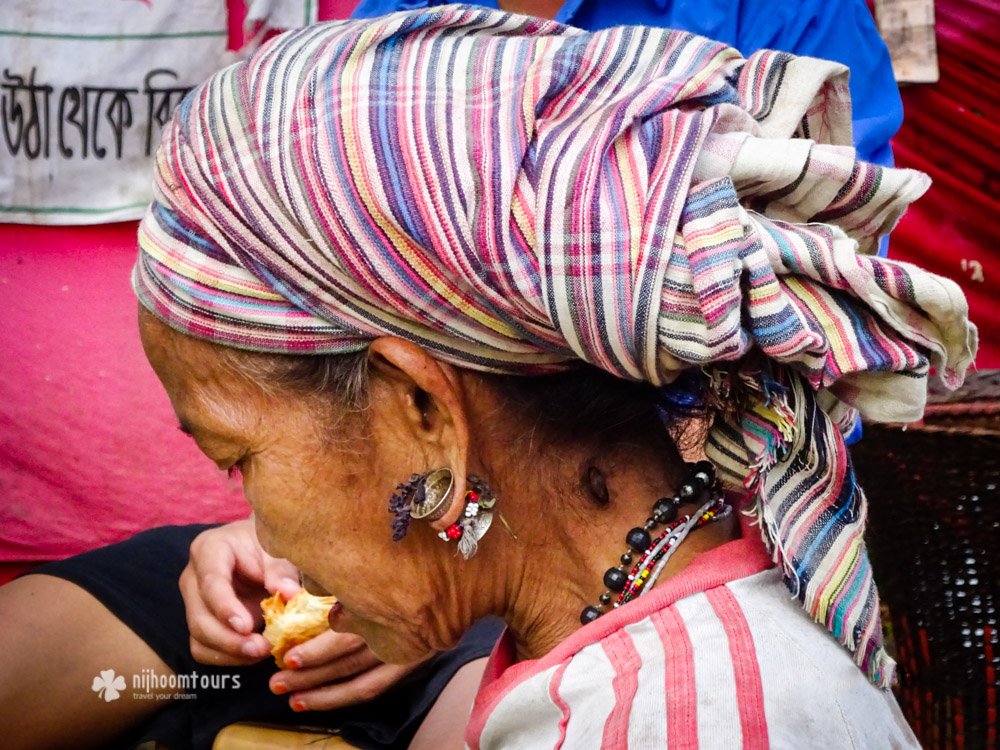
[409,468,454,522]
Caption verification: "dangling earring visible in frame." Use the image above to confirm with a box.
[437,475,498,560]
[388,468,454,541]
[389,471,510,559]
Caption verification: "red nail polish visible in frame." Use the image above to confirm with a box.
[272,683,288,695]
[285,656,301,669]
[291,699,306,712]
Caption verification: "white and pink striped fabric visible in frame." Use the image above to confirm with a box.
[466,528,919,749]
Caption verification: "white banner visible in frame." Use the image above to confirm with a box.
[0,0,316,225]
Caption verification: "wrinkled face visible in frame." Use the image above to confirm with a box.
[139,310,464,663]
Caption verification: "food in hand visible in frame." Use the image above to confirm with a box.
[261,589,338,668]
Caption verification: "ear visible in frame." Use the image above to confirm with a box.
[367,337,470,531]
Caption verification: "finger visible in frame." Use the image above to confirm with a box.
[282,629,367,669]
[180,563,250,640]
[188,534,262,634]
[198,570,261,635]
[189,634,269,667]
[261,555,301,600]
[287,663,422,712]
[188,603,271,661]
[269,649,381,694]
[184,574,271,661]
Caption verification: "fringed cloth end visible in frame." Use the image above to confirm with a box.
[705,363,898,689]
[866,645,897,691]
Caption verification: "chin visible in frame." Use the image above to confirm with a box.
[315,577,440,664]
[357,622,437,665]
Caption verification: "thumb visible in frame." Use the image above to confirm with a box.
[262,555,302,600]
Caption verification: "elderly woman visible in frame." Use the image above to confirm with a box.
[12,4,979,748]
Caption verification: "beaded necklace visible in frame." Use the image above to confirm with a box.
[580,461,728,625]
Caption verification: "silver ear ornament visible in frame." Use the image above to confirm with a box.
[389,467,454,541]
[410,468,454,521]
[436,475,500,560]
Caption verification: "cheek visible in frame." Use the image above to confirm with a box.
[241,438,449,657]
[244,452,375,573]
[241,460,329,560]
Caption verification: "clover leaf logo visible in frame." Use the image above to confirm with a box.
[92,669,126,702]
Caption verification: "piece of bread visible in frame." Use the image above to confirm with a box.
[260,590,338,668]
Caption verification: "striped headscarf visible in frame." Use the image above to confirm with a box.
[134,5,976,687]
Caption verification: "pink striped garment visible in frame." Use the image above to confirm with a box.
[467,523,919,750]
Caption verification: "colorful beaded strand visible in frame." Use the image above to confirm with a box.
[620,494,727,606]
[615,519,686,607]
[580,461,720,625]
[644,496,728,593]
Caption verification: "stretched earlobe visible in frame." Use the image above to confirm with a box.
[388,468,456,541]
[387,467,504,559]
[428,464,468,533]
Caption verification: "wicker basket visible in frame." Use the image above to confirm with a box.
[852,371,999,750]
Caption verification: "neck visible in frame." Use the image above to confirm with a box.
[471,441,739,662]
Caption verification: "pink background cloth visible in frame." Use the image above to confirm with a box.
[0,223,246,560]
[0,0,359,562]
[887,0,999,359]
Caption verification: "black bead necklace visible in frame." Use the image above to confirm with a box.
[580,460,721,625]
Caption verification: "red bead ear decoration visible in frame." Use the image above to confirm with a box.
[436,476,497,559]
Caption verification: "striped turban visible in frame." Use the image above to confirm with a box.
[134,4,976,687]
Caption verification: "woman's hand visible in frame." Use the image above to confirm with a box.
[179,518,300,666]
[179,517,427,711]
[269,632,426,711]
